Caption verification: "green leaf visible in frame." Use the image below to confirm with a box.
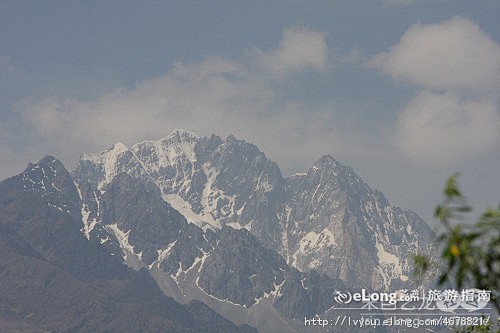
[444,173,462,198]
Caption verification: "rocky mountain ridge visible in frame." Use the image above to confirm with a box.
[0,129,436,332]
[73,129,434,292]
[0,155,257,333]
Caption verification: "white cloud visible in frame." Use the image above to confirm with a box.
[370,16,500,92]
[18,57,271,147]
[371,17,500,165]
[253,26,328,77]
[395,91,500,164]
[13,27,370,175]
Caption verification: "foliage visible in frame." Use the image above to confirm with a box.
[414,174,500,332]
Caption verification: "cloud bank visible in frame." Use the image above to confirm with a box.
[395,91,499,164]
[253,26,329,78]
[9,26,367,175]
[4,18,499,179]
[371,16,500,92]
[372,16,500,164]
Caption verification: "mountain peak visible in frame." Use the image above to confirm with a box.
[311,154,344,172]
[21,155,81,214]
[310,155,359,179]
[38,155,59,164]
[24,155,67,176]
[314,154,338,165]
[168,128,199,140]
[111,142,128,152]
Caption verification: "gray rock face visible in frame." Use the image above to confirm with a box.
[197,226,288,308]
[73,129,434,293]
[282,155,435,290]
[0,157,258,333]
[78,171,345,324]
[21,155,81,216]
[73,130,285,252]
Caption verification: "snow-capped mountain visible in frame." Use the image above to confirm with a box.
[74,129,285,252]
[283,155,434,290]
[74,160,346,332]
[73,129,434,292]
[1,129,435,332]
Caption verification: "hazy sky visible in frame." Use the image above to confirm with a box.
[1,0,499,224]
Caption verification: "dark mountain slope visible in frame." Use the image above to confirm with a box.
[0,156,257,333]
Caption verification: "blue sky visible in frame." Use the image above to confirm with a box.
[1,0,499,224]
